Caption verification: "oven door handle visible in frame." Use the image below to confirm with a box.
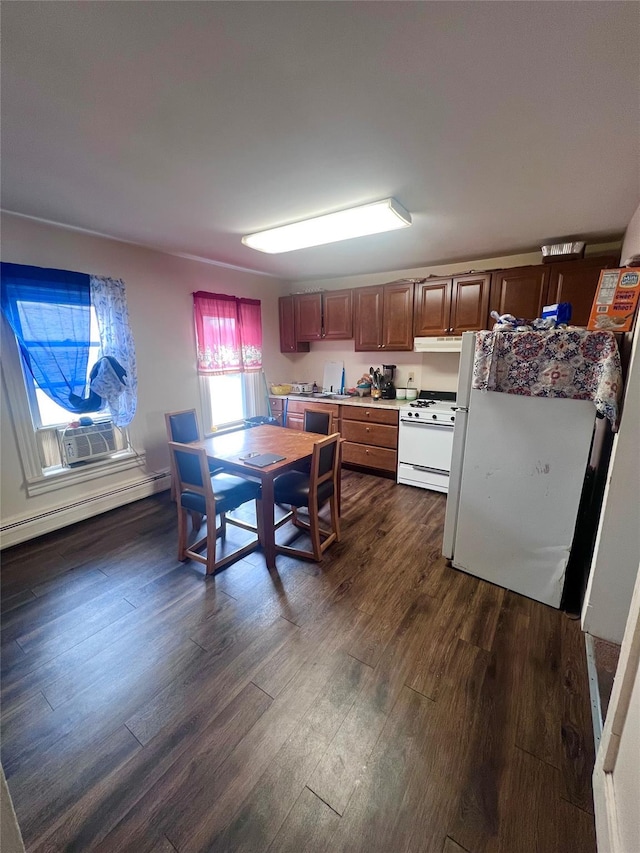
[407,464,450,475]
[399,419,453,428]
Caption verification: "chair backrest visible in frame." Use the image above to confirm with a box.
[309,433,340,491]
[168,441,212,497]
[303,408,334,436]
[165,409,201,444]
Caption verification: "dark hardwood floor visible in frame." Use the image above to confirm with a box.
[1,471,597,852]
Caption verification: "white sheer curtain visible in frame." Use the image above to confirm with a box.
[90,276,137,427]
[243,371,267,419]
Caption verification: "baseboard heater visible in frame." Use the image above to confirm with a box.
[1,472,169,534]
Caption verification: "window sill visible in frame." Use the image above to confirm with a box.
[26,450,145,497]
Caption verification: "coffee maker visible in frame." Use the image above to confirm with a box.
[380,364,397,399]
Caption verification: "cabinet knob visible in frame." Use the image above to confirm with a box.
[365,411,370,417]
[366,427,370,432]
[377,344,381,348]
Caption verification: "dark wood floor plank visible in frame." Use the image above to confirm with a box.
[514,600,563,768]
[251,596,364,699]
[0,588,37,615]
[308,592,438,815]
[267,787,341,853]
[41,581,231,709]
[32,682,272,853]
[13,724,142,847]
[13,594,136,658]
[165,633,371,851]
[0,480,598,853]
[125,615,297,745]
[205,654,368,853]
[2,637,204,779]
[443,839,471,853]
[405,566,479,699]
[559,614,596,813]
[458,581,505,652]
[447,593,532,853]
[483,746,596,853]
[323,685,436,853]
[0,566,231,715]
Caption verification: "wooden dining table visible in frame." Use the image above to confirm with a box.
[194,424,328,570]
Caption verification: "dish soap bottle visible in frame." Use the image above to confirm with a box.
[312,381,318,394]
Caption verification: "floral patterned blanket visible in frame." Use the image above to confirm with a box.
[472,329,623,427]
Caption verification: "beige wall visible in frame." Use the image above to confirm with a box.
[0,212,290,536]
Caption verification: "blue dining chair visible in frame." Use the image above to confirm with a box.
[168,441,262,575]
[165,408,222,509]
[273,433,341,562]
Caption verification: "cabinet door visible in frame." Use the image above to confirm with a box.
[546,256,619,327]
[323,289,353,340]
[295,293,323,341]
[489,266,549,321]
[278,296,310,353]
[354,286,383,351]
[382,281,414,351]
[450,274,491,333]
[413,279,452,336]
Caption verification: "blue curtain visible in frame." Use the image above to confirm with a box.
[0,263,95,412]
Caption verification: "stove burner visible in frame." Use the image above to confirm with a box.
[410,400,437,408]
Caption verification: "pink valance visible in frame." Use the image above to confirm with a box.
[193,291,262,374]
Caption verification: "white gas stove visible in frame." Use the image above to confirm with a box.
[397,391,457,492]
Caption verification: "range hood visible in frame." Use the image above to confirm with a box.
[414,335,463,353]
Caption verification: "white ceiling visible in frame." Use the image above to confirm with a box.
[2,2,639,281]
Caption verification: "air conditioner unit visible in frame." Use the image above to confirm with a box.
[59,422,116,466]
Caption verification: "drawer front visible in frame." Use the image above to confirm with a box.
[285,413,304,431]
[342,441,397,472]
[269,397,284,413]
[286,400,340,417]
[342,406,399,426]
[341,420,397,449]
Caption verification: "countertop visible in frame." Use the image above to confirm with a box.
[270,394,406,410]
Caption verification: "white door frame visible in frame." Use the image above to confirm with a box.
[592,560,640,853]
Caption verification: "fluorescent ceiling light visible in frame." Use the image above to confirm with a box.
[242,197,412,254]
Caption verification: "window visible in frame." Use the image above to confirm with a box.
[207,374,245,428]
[1,264,138,486]
[193,291,265,431]
[29,308,103,428]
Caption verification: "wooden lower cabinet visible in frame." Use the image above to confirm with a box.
[283,400,340,431]
[273,398,399,476]
[268,396,285,426]
[340,405,398,474]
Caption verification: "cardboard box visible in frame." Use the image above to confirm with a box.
[588,267,640,332]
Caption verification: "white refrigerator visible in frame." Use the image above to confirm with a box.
[442,331,597,608]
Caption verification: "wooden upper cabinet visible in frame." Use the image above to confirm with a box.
[546,255,619,327]
[354,286,383,351]
[323,289,353,339]
[414,274,489,336]
[381,280,414,350]
[450,274,491,333]
[413,279,451,336]
[354,281,414,351]
[489,266,550,321]
[292,290,353,341]
[278,296,310,353]
[295,293,323,341]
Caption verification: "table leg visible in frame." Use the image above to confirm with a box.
[260,476,277,570]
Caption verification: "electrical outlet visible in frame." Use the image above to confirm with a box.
[408,372,415,384]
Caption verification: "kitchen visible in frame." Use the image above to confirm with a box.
[269,248,631,609]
